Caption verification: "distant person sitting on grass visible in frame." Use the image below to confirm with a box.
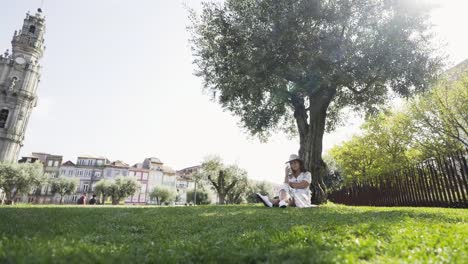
[88,194,97,205]
[257,154,316,208]
[77,192,87,205]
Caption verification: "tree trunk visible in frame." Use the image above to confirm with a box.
[194,181,197,205]
[293,87,335,204]
[5,191,15,205]
[218,192,226,204]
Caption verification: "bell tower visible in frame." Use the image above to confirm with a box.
[0,9,46,162]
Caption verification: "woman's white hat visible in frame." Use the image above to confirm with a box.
[286,154,302,163]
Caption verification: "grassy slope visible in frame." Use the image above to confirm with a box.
[0,204,466,263]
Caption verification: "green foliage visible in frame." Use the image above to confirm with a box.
[110,177,140,205]
[190,0,441,138]
[226,174,249,204]
[322,154,345,192]
[93,179,113,204]
[0,204,466,263]
[245,181,274,203]
[200,156,249,204]
[408,72,468,156]
[149,187,176,205]
[186,190,211,205]
[93,177,140,205]
[0,162,44,204]
[50,177,78,204]
[329,71,468,184]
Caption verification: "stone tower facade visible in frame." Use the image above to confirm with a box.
[0,9,45,162]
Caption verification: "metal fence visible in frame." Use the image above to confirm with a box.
[328,150,468,208]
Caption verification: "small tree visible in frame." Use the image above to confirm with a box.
[149,186,176,205]
[191,171,206,205]
[108,177,140,205]
[246,181,273,203]
[50,177,78,204]
[201,156,248,204]
[93,179,112,204]
[226,174,249,204]
[0,162,44,204]
[186,190,211,205]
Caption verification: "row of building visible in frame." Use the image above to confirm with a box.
[16,152,202,205]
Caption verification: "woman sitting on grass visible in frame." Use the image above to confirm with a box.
[257,154,315,208]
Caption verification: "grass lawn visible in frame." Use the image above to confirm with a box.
[0,203,466,263]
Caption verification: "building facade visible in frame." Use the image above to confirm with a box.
[60,155,109,202]
[126,166,150,204]
[133,157,178,204]
[0,9,45,161]
[15,151,181,204]
[176,165,201,204]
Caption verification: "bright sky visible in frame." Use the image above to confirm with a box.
[1,0,467,183]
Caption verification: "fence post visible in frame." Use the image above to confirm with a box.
[449,152,467,206]
[427,159,443,207]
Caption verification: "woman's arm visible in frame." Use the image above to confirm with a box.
[289,181,310,189]
[284,166,290,183]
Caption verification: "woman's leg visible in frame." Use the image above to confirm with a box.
[271,198,280,206]
[279,190,289,201]
[270,190,290,206]
[288,198,296,207]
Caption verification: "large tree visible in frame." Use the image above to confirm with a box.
[190,0,441,202]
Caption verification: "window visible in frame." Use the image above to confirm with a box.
[29,25,36,34]
[142,173,148,180]
[54,161,59,167]
[0,109,9,128]
[47,160,53,167]
[82,184,89,192]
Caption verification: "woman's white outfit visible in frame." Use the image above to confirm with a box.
[279,171,312,208]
